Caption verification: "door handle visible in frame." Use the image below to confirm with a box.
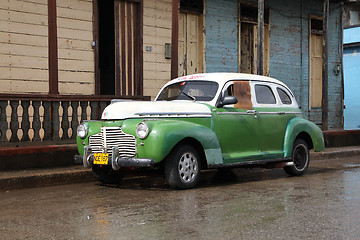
[246,110,257,114]
[246,110,257,119]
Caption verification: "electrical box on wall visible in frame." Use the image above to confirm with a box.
[165,43,171,59]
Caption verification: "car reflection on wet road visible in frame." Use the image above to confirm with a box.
[1,156,360,240]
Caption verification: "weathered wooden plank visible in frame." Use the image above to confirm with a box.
[56,0,93,11]
[1,1,48,16]
[57,28,93,41]
[0,9,48,26]
[143,70,171,81]
[58,71,94,83]
[57,18,93,32]
[0,68,48,81]
[57,7,92,22]
[58,38,93,51]
[58,82,94,95]
[0,20,48,37]
[0,32,48,48]
[58,59,94,72]
[0,43,48,58]
[0,55,48,69]
[57,49,94,61]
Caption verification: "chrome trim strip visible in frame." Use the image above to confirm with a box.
[136,112,212,116]
[217,111,302,115]
[217,112,249,115]
[257,111,303,115]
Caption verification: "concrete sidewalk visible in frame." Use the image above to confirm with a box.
[1,145,359,191]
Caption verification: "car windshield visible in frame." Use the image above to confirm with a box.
[156,80,219,101]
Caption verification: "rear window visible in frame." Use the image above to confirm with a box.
[277,88,292,105]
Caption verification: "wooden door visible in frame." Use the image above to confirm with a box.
[309,33,323,109]
[239,22,270,75]
[178,12,203,76]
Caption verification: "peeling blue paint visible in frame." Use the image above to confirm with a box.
[204,0,343,129]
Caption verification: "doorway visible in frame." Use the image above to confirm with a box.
[239,4,270,75]
[96,0,143,96]
[98,0,115,95]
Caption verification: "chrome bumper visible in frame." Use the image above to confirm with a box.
[83,146,154,170]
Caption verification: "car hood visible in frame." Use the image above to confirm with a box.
[101,101,212,120]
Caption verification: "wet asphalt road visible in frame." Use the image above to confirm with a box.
[1,156,360,240]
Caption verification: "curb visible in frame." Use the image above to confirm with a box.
[0,145,78,171]
[1,147,359,191]
[0,167,94,191]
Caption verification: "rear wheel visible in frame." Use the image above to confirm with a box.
[284,139,310,176]
[165,145,201,189]
[92,165,124,184]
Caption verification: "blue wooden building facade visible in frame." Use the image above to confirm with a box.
[343,2,360,129]
[199,0,344,129]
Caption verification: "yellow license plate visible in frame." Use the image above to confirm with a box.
[93,153,109,165]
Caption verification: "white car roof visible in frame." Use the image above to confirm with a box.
[167,73,289,89]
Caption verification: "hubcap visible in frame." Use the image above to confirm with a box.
[178,152,198,183]
[293,144,308,171]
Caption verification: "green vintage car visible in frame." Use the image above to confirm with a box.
[76,73,325,189]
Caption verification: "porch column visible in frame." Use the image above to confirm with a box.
[322,0,329,130]
[171,0,179,79]
[48,0,59,95]
[257,0,265,76]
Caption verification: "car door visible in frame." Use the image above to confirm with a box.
[214,80,260,163]
[252,82,289,159]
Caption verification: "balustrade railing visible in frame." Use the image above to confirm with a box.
[0,94,149,144]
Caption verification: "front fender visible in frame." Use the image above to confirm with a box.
[123,119,222,164]
[283,118,325,157]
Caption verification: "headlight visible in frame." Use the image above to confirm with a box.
[77,123,88,139]
[136,122,150,139]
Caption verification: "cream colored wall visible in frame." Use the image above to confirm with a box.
[143,0,172,99]
[0,0,171,98]
[57,0,95,95]
[0,0,49,93]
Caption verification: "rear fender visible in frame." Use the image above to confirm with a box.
[283,118,325,158]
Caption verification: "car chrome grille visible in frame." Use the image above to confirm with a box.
[89,127,136,158]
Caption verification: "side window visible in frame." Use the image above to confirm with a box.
[255,84,276,104]
[277,88,292,105]
[224,84,234,97]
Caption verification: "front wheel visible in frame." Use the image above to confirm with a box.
[92,165,124,184]
[165,145,201,189]
[284,139,310,176]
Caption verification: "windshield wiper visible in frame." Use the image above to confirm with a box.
[181,91,196,101]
